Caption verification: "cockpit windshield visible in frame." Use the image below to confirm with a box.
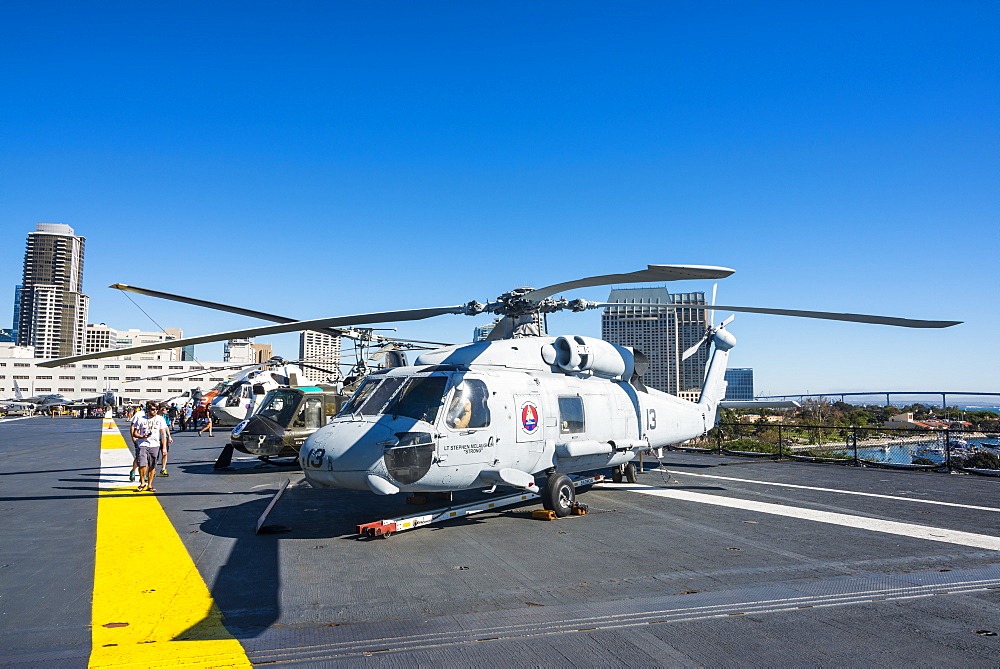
[337,376,408,416]
[337,378,380,416]
[384,376,448,424]
[256,389,300,426]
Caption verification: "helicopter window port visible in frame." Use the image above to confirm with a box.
[384,432,435,485]
[384,376,449,424]
[257,389,300,426]
[558,396,586,434]
[445,379,490,430]
[225,381,249,407]
[295,397,324,429]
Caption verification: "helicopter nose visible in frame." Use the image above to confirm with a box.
[300,421,395,490]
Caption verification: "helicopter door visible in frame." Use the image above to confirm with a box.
[514,393,544,452]
[437,378,495,467]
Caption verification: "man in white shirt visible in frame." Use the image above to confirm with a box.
[131,402,167,492]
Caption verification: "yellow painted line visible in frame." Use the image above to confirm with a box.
[90,415,251,668]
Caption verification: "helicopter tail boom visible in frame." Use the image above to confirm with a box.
[697,328,736,420]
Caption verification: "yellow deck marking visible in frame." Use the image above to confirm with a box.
[90,415,251,668]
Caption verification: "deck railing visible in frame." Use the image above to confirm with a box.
[671,423,1000,476]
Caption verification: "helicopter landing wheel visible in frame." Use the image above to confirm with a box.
[611,465,623,483]
[624,462,638,483]
[543,474,575,517]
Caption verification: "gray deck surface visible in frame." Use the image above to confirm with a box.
[1,416,998,666]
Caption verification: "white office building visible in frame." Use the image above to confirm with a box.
[0,353,237,403]
[298,331,341,384]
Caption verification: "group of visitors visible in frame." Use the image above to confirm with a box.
[128,402,172,493]
[124,401,213,435]
[125,400,215,492]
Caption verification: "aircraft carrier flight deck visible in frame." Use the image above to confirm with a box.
[1,415,998,667]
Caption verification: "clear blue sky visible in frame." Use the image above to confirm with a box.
[2,1,997,395]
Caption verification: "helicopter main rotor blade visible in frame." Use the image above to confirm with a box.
[522,265,735,302]
[37,305,468,368]
[593,303,961,328]
[110,283,450,346]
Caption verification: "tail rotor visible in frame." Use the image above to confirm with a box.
[681,285,734,361]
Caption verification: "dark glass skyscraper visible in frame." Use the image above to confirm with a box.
[724,368,754,401]
[11,285,21,341]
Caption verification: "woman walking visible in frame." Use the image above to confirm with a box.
[198,407,214,437]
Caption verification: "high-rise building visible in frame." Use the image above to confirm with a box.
[602,287,708,401]
[17,224,89,359]
[299,331,341,383]
[724,368,754,401]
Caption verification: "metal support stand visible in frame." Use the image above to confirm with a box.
[356,474,604,538]
[255,478,291,534]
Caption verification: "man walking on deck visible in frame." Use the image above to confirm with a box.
[131,402,167,492]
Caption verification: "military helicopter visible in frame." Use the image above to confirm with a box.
[217,343,428,469]
[204,359,306,426]
[40,265,960,516]
[223,383,344,465]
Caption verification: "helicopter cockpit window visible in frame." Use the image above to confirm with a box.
[257,390,300,426]
[226,381,249,407]
[384,376,448,424]
[294,397,324,429]
[445,379,490,429]
[337,378,381,416]
[359,376,406,415]
[558,396,585,434]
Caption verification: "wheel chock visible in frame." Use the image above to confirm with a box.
[532,509,557,521]
[571,502,589,515]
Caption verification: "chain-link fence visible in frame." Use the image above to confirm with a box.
[674,423,1000,476]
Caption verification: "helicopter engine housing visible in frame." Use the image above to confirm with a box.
[541,335,634,380]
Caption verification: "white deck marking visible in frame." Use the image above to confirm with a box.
[98,447,135,489]
[598,483,1000,551]
[659,469,1000,513]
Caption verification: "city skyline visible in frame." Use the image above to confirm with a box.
[2,3,996,394]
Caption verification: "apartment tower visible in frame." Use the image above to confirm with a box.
[16,223,89,359]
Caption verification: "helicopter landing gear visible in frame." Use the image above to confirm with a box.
[611,462,638,484]
[541,473,576,517]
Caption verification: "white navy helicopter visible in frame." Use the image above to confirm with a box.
[40,265,960,515]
